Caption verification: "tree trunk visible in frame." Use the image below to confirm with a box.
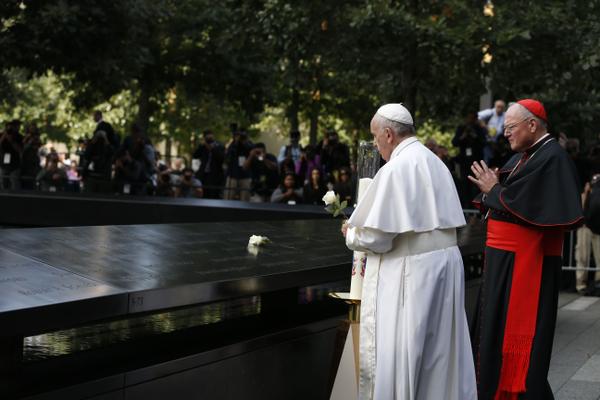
[399,40,418,118]
[288,87,300,133]
[309,96,319,145]
[403,2,419,116]
[165,135,172,163]
[351,127,359,165]
[137,82,152,135]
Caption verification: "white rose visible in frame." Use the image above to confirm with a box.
[247,244,260,256]
[248,235,269,246]
[322,190,337,206]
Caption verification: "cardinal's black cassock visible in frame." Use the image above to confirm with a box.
[472,134,583,400]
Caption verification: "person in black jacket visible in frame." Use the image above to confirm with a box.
[319,129,350,183]
[20,123,42,189]
[192,130,225,199]
[453,112,488,206]
[93,111,120,149]
[113,148,144,195]
[82,130,114,193]
[303,167,327,205]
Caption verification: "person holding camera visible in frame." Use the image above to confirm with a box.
[224,130,252,201]
[155,164,175,197]
[453,111,488,206]
[243,142,278,202]
[318,129,350,183]
[36,158,67,192]
[82,130,114,193]
[113,148,144,195]
[192,130,225,199]
[295,144,322,185]
[20,124,42,190]
[175,167,203,198]
[277,130,302,164]
[92,111,120,149]
[120,124,156,191]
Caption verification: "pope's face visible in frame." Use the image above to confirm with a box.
[503,106,536,152]
[370,117,394,161]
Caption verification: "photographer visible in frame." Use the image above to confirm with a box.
[113,148,144,195]
[92,111,120,149]
[224,130,252,201]
[452,111,487,206]
[20,124,42,190]
[243,142,278,202]
[191,130,225,199]
[319,129,349,183]
[36,158,67,192]
[121,124,156,191]
[0,119,24,190]
[174,167,203,198]
[295,144,322,185]
[82,130,114,193]
[277,130,302,164]
[155,164,175,197]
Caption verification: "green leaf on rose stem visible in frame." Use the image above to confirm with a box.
[333,209,340,218]
[340,200,348,210]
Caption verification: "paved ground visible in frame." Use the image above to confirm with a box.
[551,292,600,399]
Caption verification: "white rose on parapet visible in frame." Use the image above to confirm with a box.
[248,235,269,247]
[322,191,337,206]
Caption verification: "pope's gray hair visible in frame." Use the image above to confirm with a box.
[373,113,415,137]
[511,103,547,130]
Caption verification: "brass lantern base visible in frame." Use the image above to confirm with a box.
[328,292,361,322]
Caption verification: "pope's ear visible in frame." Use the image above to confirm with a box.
[384,127,393,143]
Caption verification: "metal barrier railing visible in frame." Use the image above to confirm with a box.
[561,230,600,272]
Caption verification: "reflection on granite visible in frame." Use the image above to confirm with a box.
[22,279,351,362]
[299,281,349,304]
[23,296,261,361]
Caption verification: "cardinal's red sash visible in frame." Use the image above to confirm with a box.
[486,219,563,400]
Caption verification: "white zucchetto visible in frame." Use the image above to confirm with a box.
[376,103,414,125]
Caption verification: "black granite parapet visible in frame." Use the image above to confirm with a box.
[0,219,486,399]
[0,220,355,335]
[0,191,329,227]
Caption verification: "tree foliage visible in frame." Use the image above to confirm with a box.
[485,1,600,140]
[1,0,599,150]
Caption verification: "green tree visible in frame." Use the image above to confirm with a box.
[485,1,600,141]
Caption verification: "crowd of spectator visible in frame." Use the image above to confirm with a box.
[0,112,355,205]
[2,102,599,209]
[192,127,354,204]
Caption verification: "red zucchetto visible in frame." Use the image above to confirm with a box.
[517,99,547,122]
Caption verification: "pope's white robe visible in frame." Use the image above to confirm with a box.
[346,137,476,400]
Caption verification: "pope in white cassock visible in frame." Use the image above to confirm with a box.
[342,104,476,400]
